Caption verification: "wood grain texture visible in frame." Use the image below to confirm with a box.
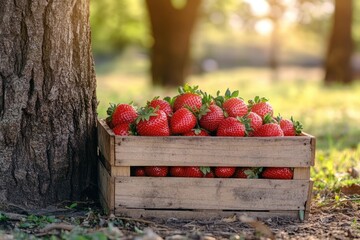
[98,119,115,166]
[114,135,314,167]
[116,209,299,220]
[115,178,309,211]
[293,168,310,180]
[0,0,97,207]
[98,161,114,212]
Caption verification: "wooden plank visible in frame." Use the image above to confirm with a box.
[112,167,130,177]
[293,167,310,180]
[116,208,299,220]
[310,135,316,166]
[114,136,313,167]
[97,119,115,166]
[115,178,309,211]
[98,161,115,212]
[304,181,314,220]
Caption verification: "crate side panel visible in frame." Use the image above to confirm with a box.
[114,136,313,167]
[98,161,114,211]
[114,178,309,211]
[116,209,299,220]
[98,119,115,166]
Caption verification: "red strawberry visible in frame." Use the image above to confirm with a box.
[173,85,202,112]
[184,166,210,178]
[136,107,170,136]
[170,108,197,134]
[205,169,215,178]
[199,104,224,132]
[144,166,168,177]
[214,167,236,178]
[184,167,204,178]
[261,167,293,179]
[248,96,273,119]
[254,123,284,137]
[134,167,146,176]
[223,98,248,117]
[148,97,173,118]
[217,117,246,137]
[277,116,303,136]
[112,123,131,136]
[108,103,138,127]
[183,128,210,136]
[247,112,263,134]
[234,167,251,178]
[170,167,186,177]
[234,167,262,178]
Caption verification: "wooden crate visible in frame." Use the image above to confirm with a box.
[97,119,316,220]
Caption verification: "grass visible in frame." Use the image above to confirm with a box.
[97,65,360,197]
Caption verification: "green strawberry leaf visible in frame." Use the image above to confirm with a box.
[291,116,303,135]
[200,166,211,175]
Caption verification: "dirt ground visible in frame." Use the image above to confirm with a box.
[0,198,359,240]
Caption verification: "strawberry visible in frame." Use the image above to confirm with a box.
[107,103,138,127]
[248,96,273,119]
[254,123,284,137]
[223,98,248,117]
[134,167,146,176]
[247,112,263,135]
[277,116,303,136]
[199,104,224,132]
[184,166,210,178]
[183,128,210,136]
[148,97,173,119]
[170,108,197,134]
[214,89,247,117]
[170,167,186,177]
[254,114,283,137]
[112,123,131,136]
[214,167,236,178]
[234,167,262,178]
[205,169,215,178]
[217,117,248,137]
[144,166,168,177]
[261,167,293,179]
[136,107,170,136]
[173,85,202,112]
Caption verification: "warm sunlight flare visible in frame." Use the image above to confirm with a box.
[255,19,274,35]
[244,0,270,16]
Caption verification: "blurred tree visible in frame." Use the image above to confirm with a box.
[324,0,353,84]
[90,0,147,54]
[0,0,97,207]
[146,0,201,87]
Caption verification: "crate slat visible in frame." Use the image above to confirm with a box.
[116,209,300,220]
[98,119,115,166]
[98,161,114,213]
[114,136,314,167]
[115,177,309,211]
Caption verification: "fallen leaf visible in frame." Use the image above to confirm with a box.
[340,184,360,195]
[238,215,275,240]
[221,214,237,223]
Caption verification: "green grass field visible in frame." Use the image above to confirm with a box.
[96,65,360,202]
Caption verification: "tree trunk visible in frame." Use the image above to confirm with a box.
[145,0,201,87]
[324,0,353,84]
[0,0,97,209]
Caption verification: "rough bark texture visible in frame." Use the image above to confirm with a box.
[145,0,201,87]
[324,0,353,84]
[0,0,97,208]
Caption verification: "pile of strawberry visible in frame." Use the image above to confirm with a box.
[106,85,303,179]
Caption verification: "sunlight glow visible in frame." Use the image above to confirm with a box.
[255,19,273,35]
[244,0,270,16]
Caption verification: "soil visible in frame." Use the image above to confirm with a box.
[0,198,359,240]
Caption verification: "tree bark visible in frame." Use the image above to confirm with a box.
[0,0,97,208]
[324,0,353,84]
[145,0,201,87]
